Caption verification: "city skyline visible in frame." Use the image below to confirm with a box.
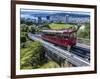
[20,9,90,24]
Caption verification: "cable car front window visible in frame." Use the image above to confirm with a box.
[62,34,70,40]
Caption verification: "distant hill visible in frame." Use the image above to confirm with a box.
[21,12,90,18]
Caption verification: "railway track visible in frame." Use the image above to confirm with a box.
[71,46,90,61]
[56,45,90,62]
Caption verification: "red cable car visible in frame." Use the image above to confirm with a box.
[41,29,77,50]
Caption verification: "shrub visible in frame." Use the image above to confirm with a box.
[20,41,45,69]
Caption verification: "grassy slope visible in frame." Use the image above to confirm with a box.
[21,47,60,69]
[49,23,73,30]
[20,41,43,69]
[20,41,60,69]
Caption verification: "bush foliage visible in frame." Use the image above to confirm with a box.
[20,41,45,69]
